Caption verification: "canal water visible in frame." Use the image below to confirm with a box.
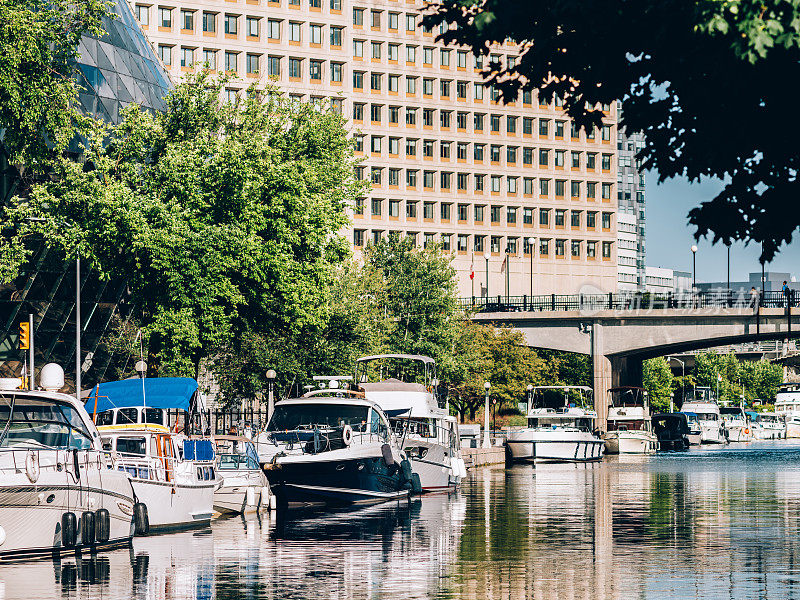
[3,441,800,599]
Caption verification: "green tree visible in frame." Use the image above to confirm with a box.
[642,357,674,412]
[423,0,800,260]
[5,73,364,376]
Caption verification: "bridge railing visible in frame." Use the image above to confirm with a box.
[460,290,796,314]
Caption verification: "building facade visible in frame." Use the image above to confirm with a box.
[132,0,620,296]
[616,102,645,291]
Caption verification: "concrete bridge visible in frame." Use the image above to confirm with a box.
[466,291,800,425]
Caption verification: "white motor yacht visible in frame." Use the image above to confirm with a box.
[775,384,800,438]
[681,387,726,444]
[0,366,137,561]
[257,387,412,507]
[603,387,658,454]
[355,355,466,491]
[720,405,752,442]
[88,378,219,532]
[506,386,605,462]
[754,412,786,439]
[213,435,271,514]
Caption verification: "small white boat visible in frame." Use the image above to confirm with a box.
[213,435,270,514]
[603,387,658,454]
[775,384,800,438]
[720,405,752,442]
[753,412,786,439]
[681,387,726,444]
[355,355,466,491]
[89,378,219,532]
[506,386,604,462]
[0,367,137,561]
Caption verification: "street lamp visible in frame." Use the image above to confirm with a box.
[504,244,512,306]
[526,383,533,413]
[665,356,685,406]
[266,369,277,420]
[482,381,491,448]
[483,252,491,301]
[690,245,698,291]
[134,360,147,379]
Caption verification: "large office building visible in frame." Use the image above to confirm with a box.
[132,0,620,297]
[616,103,646,291]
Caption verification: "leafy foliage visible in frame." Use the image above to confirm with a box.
[642,357,675,412]
[424,0,800,260]
[692,352,783,404]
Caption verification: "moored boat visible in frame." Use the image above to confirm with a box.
[603,387,658,454]
[775,384,800,438]
[753,411,786,439]
[0,366,137,561]
[683,412,703,445]
[652,413,690,451]
[720,405,752,442]
[88,378,219,532]
[213,435,270,514]
[355,355,466,491]
[506,386,604,462]
[681,387,726,444]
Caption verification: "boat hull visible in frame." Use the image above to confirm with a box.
[403,439,461,491]
[213,470,267,514]
[265,455,408,506]
[506,430,605,462]
[603,431,658,454]
[725,425,752,443]
[0,450,135,561]
[700,423,726,444]
[786,422,800,438]
[130,478,216,531]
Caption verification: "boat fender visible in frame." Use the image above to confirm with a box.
[62,512,78,548]
[246,486,256,507]
[342,425,353,446]
[95,508,111,543]
[381,443,395,467]
[133,502,150,536]
[81,511,96,545]
[269,493,277,511]
[410,473,423,494]
[25,450,40,484]
[399,458,414,490]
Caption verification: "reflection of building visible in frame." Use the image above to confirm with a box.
[0,0,171,386]
[132,0,620,296]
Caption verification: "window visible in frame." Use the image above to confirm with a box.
[181,9,194,30]
[371,72,382,91]
[474,144,485,161]
[422,78,434,96]
[310,0,321,7]
[555,150,565,167]
[507,237,518,254]
[423,47,433,65]
[203,49,217,70]
[353,102,365,121]
[507,116,517,134]
[571,211,581,227]
[224,51,238,72]
[372,230,383,244]
[540,238,550,256]
[474,83,484,100]
[371,167,383,185]
[135,5,149,25]
[388,200,400,217]
[523,208,533,225]
[225,14,238,35]
[353,135,364,152]
[440,48,450,66]
[602,124,612,141]
[353,7,364,26]
[330,26,343,46]
[457,172,468,190]
[353,39,364,57]
[422,202,434,220]
[602,241,612,258]
[247,16,259,37]
[371,9,381,28]
[508,177,518,194]
[539,209,550,226]
[539,149,549,167]
[475,174,484,191]
[310,24,322,44]
[406,107,417,124]
[246,53,259,74]
[587,153,597,169]
[523,147,533,165]
[331,0,341,9]
[159,7,172,27]
[457,234,468,252]
[422,108,434,127]
[523,177,534,195]
[539,179,549,196]
[440,110,451,128]
[388,137,400,155]
[457,142,468,160]
[555,209,565,227]
[388,43,399,61]
[474,236,485,252]
[406,45,417,63]
[370,104,382,122]
[371,41,382,59]
[406,170,417,187]
[491,114,501,132]
[440,141,451,159]
[602,154,612,170]
[507,206,517,224]
[602,183,612,199]
[587,182,597,199]
[440,80,451,98]
[180,47,194,67]
[406,13,416,31]
[571,181,581,198]
[474,205,484,222]
[507,146,517,163]
[523,90,532,104]
[389,106,400,123]
[288,57,301,78]
[309,59,323,80]
[388,11,399,30]
[491,176,501,193]
[422,139,434,158]
[289,21,301,41]
[421,170,434,188]
[555,121,565,138]
[571,240,581,257]
[490,145,501,162]
[602,212,612,229]
[406,76,418,95]
[587,212,597,228]
[457,112,468,130]
[388,74,399,92]
[587,241,597,258]
[405,139,417,157]
[371,198,382,216]
[441,203,451,220]
[555,179,565,197]
[267,19,280,39]
[490,236,501,253]
[555,239,565,257]
[572,152,581,169]
[457,50,468,68]
[539,119,549,136]
[523,117,533,135]
[353,229,365,246]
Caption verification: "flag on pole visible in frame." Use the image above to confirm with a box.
[500,255,507,273]
[469,260,474,280]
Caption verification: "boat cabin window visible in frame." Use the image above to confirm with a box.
[267,403,370,431]
[116,408,140,425]
[219,453,259,470]
[116,436,147,455]
[96,410,115,426]
[608,419,646,431]
[369,408,389,438]
[696,413,718,421]
[0,397,94,449]
[143,408,164,424]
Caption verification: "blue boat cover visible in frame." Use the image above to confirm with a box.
[184,439,215,461]
[86,378,198,413]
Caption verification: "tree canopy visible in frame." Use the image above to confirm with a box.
[424,0,800,260]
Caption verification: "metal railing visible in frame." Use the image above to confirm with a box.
[461,290,798,313]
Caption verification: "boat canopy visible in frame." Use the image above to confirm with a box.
[86,378,198,413]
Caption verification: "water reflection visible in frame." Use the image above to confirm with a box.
[4,442,800,599]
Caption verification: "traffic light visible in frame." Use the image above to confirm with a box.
[19,322,30,350]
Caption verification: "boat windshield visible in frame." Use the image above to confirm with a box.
[218,452,259,470]
[0,396,94,449]
[267,403,370,432]
[696,412,719,421]
[720,407,743,416]
[533,388,591,410]
[609,388,646,407]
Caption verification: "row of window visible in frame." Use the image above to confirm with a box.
[357,199,614,229]
[352,230,615,258]
[356,168,615,199]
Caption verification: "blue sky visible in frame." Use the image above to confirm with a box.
[644,172,800,283]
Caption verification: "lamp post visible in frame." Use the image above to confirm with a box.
[266,369,277,420]
[526,383,533,413]
[665,356,685,406]
[726,243,731,292]
[484,252,490,300]
[134,360,147,379]
[504,245,511,306]
[482,381,491,448]
[690,245,698,291]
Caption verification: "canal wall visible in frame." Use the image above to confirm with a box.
[463,447,505,468]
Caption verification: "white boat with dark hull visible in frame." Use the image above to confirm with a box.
[258,389,412,507]
[89,378,219,532]
[603,387,658,454]
[0,367,137,561]
[354,355,466,491]
[775,384,800,438]
[213,435,270,514]
[506,386,605,462]
[681,387,726,444]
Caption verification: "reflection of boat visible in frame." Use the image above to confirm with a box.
[355,354,466,491]
[775,384,800,438]
[0,370,137,560]
[752,411,786,439]
[720,405,752,442]
[603,387,658,454]
[681,387,725,444]
[213,435,270,514]
[652,413,690,451]
[506,386,604,462]
[258,388,411,506]
[90,378,219,531]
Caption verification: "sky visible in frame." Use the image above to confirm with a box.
[644,171,800,283]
